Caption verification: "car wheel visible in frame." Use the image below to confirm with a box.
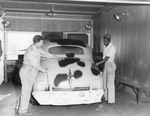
[30,95,40,106]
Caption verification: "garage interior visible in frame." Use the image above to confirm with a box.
[0,0,150,116]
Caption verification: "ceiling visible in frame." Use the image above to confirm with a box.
[0,0,150,19]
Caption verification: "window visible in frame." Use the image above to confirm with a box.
[49,46,84,55]
[63,32,92,47]
[5,32,41,60]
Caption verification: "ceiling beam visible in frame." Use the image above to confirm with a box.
[0,1,105,8]
[4,15,92,21]
[3,8,95,15]
[1,0,150,4]
[70,0,150,4]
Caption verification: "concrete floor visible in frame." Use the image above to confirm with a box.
[0,82,150,116]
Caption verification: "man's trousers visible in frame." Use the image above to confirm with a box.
[16,65,37,114]
[103,61,116,103]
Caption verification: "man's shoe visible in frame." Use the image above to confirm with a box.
[18,112,33,116]
[101,97,107,103]
[96,103,106,111]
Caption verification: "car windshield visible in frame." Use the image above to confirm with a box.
[49,46,84,54]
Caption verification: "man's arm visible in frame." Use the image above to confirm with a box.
[25,54,46,72]
[96,56,109,65]
[39,48,63,61]
[97,45,115,65]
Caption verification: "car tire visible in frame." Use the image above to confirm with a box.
[30,95,40,106]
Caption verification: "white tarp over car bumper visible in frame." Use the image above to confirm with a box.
[32,89,103,105]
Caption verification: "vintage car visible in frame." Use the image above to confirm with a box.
[32,38,104,105]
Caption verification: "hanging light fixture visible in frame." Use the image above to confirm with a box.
[85,24,93,30]
[46,4,57,17]
[113,6,129,22]
[75,23,93,32]
[2,21,11,28]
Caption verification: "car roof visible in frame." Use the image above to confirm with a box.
[48,39,87,47]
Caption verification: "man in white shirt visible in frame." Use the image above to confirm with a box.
[0,40,2,61]
[16,35,63,116]
[0,40,3,85]
[96,33,116,105]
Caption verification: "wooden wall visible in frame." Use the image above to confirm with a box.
[4,17,92,32]
[94,5,150,87]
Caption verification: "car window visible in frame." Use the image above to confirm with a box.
[49,46,84,54]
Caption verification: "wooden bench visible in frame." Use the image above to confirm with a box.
[115,78,150,105]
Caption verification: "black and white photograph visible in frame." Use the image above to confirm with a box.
[0,0,150,116]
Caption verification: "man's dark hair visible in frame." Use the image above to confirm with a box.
[33,35,43,44]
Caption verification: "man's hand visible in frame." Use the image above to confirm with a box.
[92,63,97,69]
[57,57,65,61]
